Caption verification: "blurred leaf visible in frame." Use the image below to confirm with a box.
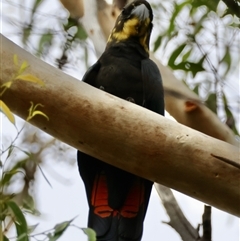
[193,84,200,95]
[16,74,45,86]
[27,224,39,234]
[32,0,43,14]
[22,0,43,44]
[23,194,40,216]
[153,35,162,52]
[220,46,231,75]
[4,235,10,241]
[182,48,192,62]
[6,145,15,160]
[189,54,206,77]
[171,54,205,77]
[168,0,191,36]
[0,201,8,221]
[49,218,75,241]
[82,228,96,241]
[193,12,209,35]
[22,26,32,45]
[37,165,52,188]
[222,92,239,135]
[1,157,31,186]
[1,169,21,186]
[0,100,15,125]
[7,201,28,241]
[63,17,78,31]
[205,93,217,113]
[191,0,220,12]
[18,61,29,75]
[1,81,13,89]
[37,32,53,56]
[168,43,186,67]
[75,24,88,40]
[54,220,72,233]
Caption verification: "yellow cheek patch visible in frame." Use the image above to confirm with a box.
[107,17,150,54]
[112,17,139,41]
[139,18,150,53]
[140,34,149,53]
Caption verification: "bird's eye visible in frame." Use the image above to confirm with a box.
[122,8,126,14]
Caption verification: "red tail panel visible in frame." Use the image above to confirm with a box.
[120,179,145,218]
[91,173,113,218]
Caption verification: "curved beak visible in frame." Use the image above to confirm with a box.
[131,4,150,21]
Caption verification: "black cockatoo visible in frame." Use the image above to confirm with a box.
[77,0,164,240]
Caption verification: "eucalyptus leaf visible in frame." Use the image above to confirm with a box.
[7,201,28,241]
[82,228,97,241]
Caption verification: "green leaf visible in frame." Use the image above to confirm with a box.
[1,81,13,89]
[7,201,28,241]
[222,92,239,135]
[22,26,32,45]
[192,0,220,12]
[182,48,192,62]
[75,24,88,40]
[49,219,75,241]
[63,17,78,31]
[18,61,29,75]
[3,235,10,241]
[82,228,96,241]
[168,43,186,68]
[37,165,52,188]
[1,157,31,186]
[6,145,14,160]
[171,54,205,77]
[32,0,43,13]
[205,93,217,113]
[168,0,191,35]
[1,169,20,186]
[0,100,15,125]
[23,194,40,216]
[27,224,39,234]
[37,32,53,56]
[193,84,199,95]
[54,221,71,233]
[188,55,206,77]
[153,35,162,52]
[220,46,231,75]
[0,202,8,221]
[193,12,209,35]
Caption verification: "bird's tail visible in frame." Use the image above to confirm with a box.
[88,172,152,241]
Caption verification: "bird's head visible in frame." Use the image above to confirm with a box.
[107,0,153,53]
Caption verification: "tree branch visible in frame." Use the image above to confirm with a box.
[58,0,238,146]
[79,0,107,57]
[201,205,212,241]
[1,34,239,217]
[155,184,200,241]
